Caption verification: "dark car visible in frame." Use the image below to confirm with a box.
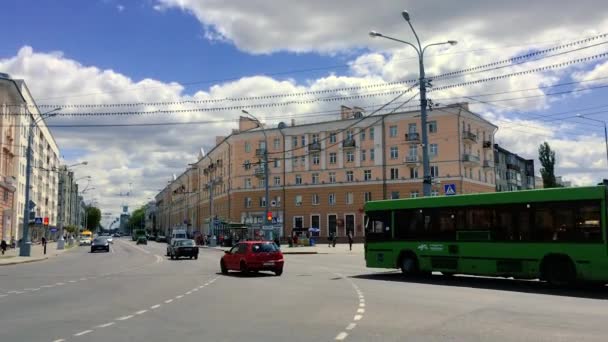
[166,238,186,256]
[136,236,147,245]
[156,235,166,243]
[91,237,110,253]
[220,241,284,276]
[169,239,198,260]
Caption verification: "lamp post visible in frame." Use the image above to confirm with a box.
[370,10,457,196]
[20,108,60,256]
[576,114,608,168]
[242,110,271,240]
[57,172,89,250]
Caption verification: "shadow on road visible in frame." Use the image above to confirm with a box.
[215,271,276,278]
[352,272,608,300]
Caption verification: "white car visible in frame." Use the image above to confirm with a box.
[79,238,92,246]
[106,236,113,244]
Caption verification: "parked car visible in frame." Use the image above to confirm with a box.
[112,233,120,237]
[156,235,166,243]
[169,239,198,260]
[106,236,113,244]
[166,238,186,256]
[220,241,284,276]
[91,237,110,253]
[79,237,92,246]
[136,236,147,245]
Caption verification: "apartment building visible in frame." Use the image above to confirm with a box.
[10,79,60,240]
[493,144,535,191]
[0,74,20,240]
[156,103,498,240]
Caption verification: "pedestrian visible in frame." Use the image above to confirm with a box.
[332,233,337,248]
[41,236,47,255]
[347,232,353,251]
[328,232,334,247]
[1,239,7,255]
[274,236,280,248]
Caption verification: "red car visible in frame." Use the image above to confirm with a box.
[220,241,284,276]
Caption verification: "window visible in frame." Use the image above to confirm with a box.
[292,157,298,167]
[329,152,337,164]
[295,195,302,206]
[301,135,306,146]
[259,178,266,187]
[360,130,366,141]
[431,190,439,197]
[245,142,251,153]
[429,144,438,157]
[295,175,302,185]
[361,149,366,161]
[273,138,280,149]
[410,191,419,198]
[294,216,303,229]
[391,191,400,199]
[329,132,336,143]
[329,172,336,183]
[390,146,399,160]
[365,211,391,242]
[390,168,399,180]
[364,192,372,202]
[259,141,266,149]
[245,178,252,188]
[311,134,318,143]
[370,127,375,139]
[409,145,417,157]
[364,170,372,181]
[274,176,281,186]
[328,193,336,205]
[292,136,298,147]
[312,193,320,205]
[478,169,482,181]
[408,123,417,133]
[346,192,354,204]
[370,148,375,161]
[346,171,354,182]
[431,165,439,178]
[310,153,319,165]
[301,155,305,163]
[410,168,419,178]
[346,151,354,162]
[274,159,281,168]
[346,130,353,140]
[311,215,320,229]
[312,173,319,184]
[428,121,437,133]
[389,125,398,137]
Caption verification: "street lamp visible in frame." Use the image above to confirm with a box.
[242,109,271,240]
[576,114,608,167]
[370,10,457,196]
[20,107,60,256]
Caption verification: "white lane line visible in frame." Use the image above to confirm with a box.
[185,291,192,295]
[357,308,365,313]
[73,330,93,336]
[175,295,183,299]
[164,299,173,303]
[80,277,87,281]
[24,288,36,291]
[150,304,161,309]
[52,339,66,342]
[96,322,115,328]
[56,282,65,285]
[335,332,348,340]
[8,290,18,293]
[0,294,7,298]
[41,285,54,288]
[359,303,365,308]
[14,291,24,294]
[31,288,41,291]
[68,280,77,283]
[118,240,151,254]
[135,310,148,315]
[192,288,199,292]
[116,315,134,321]
[346,323,356,330]
[354,315,363,321]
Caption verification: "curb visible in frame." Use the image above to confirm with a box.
[283,251,319,255]
[0,256,48,266]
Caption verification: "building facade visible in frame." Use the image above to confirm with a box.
[156,103,499,240]
[493,144,535,191]
[0,74,20,241]
[144,201,157,233]
[57,166,85,234]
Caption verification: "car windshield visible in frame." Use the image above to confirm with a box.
[252,243,279,253]
[179,240,195,247]
[93,238,106,243]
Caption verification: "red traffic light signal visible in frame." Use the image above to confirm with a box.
[43,217,49,226]
[266,211,273,222]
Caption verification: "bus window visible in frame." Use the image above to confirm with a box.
[576,203,601,242]
[365,211,391,242]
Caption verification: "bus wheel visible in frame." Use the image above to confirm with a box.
[541,255,576,287]
[400,254,419,276]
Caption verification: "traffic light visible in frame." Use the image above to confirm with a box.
[266,211,273,222]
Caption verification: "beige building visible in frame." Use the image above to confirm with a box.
[156,103,498,241]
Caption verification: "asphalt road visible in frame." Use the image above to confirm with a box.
[1,238,607,342]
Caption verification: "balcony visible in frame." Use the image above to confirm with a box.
[255,148,266,157]
[342,138,356,149]
[405,155,420,165]
[308,142,321,152]
[254,167,266,178]
[483,160,494,168]
[507,162,521,172]
[405,132,420,143]
[483,140,492,149]
[463,153,480,166]
[462,131,478,144]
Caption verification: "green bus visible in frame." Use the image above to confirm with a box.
[364,186,608,285]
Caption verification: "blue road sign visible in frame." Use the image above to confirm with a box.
[29,200,36,210]
[444,184,457,196]
[50,228,58,233]
[34,217,43,225]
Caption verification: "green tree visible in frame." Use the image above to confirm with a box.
[86,206,102,230]
[128,206,146,230]
[538,141,558,188]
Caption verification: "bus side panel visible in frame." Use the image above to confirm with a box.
[365,242,396,269]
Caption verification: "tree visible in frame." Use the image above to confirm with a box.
[86,206,102,230]
[128,206,146,231]
[538,142,558,188]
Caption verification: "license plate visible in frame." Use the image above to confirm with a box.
[263,262,275,266]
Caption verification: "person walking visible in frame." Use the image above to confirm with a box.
[347,232,353,251]
[41,236,47,255]
[1,239,7,255]
[332,232,337,248]
[328,232,334,247]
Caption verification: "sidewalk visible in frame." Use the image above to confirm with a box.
[201,243,364,255]
[0,242,76,266]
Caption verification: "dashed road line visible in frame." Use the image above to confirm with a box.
[0,294,7,298]
[73,330,93,337]
[68,280,76,283]
[56,282,65,285]
[353,315,363,321]
[96,322,115,328]
[52,339,66,342]
[164,299,173,303]
[332,272,365,341]
[335,332,348,340]
[175,295,183,299]
[116,315,133,321]
[135,310,147,315]
[346,323,356,330]
[186,291,192,295]
[150,304,161,309]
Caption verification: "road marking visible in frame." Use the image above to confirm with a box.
[155,255,163,263]
[359,303,365,307]
[0,294,7,297]
[52,339,66,342]
[192,288,199,292]
[14,291,24,294]
[150,304,161,309]
[186,291,192,295]
[80,277,87,281]
[41,285,54,288]
[175,295,183,299]
[8,290,18,293]
[135,309,148,315]
[118,240,150,254]
[164,299,173,303]
[24,288,36,291]
[357,308,365,313]
[68,280,77,283]
[116,315,133,321]
[73,330,93,336]
[354,315,362,321]
[346,323,356,330]
[335,332,348,340]
[96,322,115,328]
[31,288,41,291]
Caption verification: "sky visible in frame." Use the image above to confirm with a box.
[1,0,608,225]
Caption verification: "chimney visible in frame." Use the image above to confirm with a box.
[340,105,352,120]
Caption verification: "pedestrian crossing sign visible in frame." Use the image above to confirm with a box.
[444,184,456,196]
